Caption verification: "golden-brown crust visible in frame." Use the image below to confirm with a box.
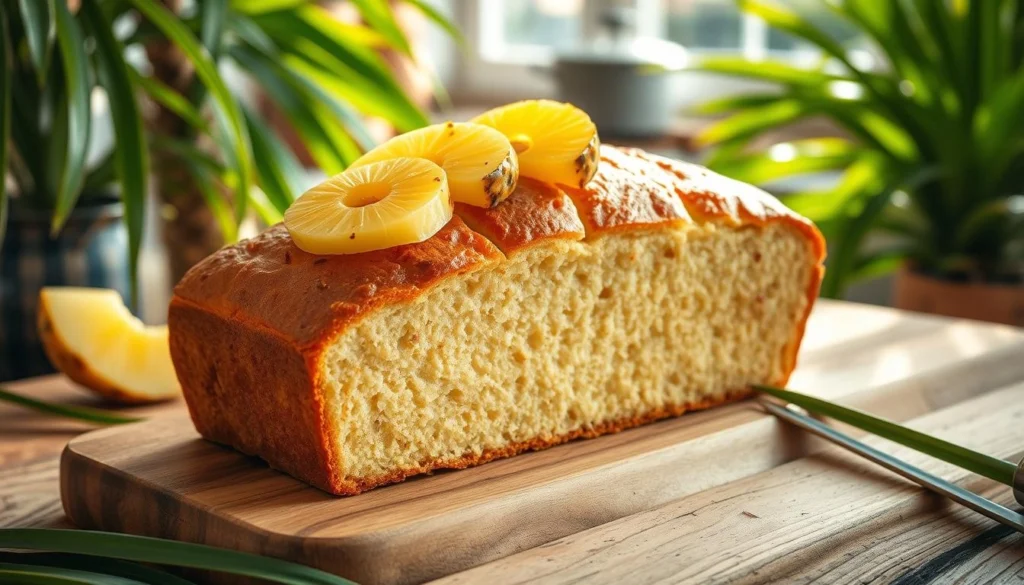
[172,216,504,352]
[559,146,692,236]
[320,388,752,496]
[455,177,585,255]
[168,300,338,492]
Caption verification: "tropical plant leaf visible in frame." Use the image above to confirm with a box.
[82,1,149,308]
[199,0,228,58]
[754,385,1019,486]
[405,0,464,47]
[187,164,239,244]
[17,0,54,87]
[130,68,207,131]
[781,152,893,222]
[696,99,810,147]
[248,186,284,226]
[50,0,92,235]
[227,12,372,151]
[229,0,305,14]
[243,105,305,213]
[229,43,353,173]
[0,528,355,585]
[349,0,412,56]
[0,387,141,425]
[697,56,839,88]
[256,5,427,131]
[0,562,147,585]
[689,92,779,116]
[151,137,237,242]
[822,186,895,298]
[129,0,252,225]
[850,247,913,282]
[0,5,10,252]
[708,138,861,186]
[0,553,194,585]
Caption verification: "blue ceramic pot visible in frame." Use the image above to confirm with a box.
[0,199,131,381]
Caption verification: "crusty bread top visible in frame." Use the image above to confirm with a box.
[456,177,585,255]
[173,146,825,353]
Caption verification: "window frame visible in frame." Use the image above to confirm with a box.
[447,0,816,107]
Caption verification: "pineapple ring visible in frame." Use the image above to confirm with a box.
[284,157,452,255]
[348,122,519,208]
[471,100,600,189]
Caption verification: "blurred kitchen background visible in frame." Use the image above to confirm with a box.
[2,0,1022,381]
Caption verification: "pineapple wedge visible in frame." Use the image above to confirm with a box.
[38,287,180,404]
[285,157,452,255]
[348,122,519,208]
[472,100,600,188]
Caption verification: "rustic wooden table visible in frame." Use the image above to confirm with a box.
[3,300,1024,584]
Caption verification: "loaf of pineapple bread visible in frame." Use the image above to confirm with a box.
[169,146,825,495]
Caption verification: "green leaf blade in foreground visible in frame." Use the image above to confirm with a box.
[17,0,54,87]
[0,562,146,584]
[754,385,1018,486]
[82,2,149,309]
[0,387,141,425]
[50,0,92,235]
[0,552,195,585]
[0,530,358,585]
[128,0,252,225]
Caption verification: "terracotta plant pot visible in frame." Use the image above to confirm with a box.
[893,267,1024,327]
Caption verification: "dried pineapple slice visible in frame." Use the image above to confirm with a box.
[348,122,519,208]
[284,157,452,255]
[471,100,600,188]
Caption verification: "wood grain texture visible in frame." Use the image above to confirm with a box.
[433,384,1024,585]
[56,301,1024,585]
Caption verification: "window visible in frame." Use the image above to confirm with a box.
[448,0,856,103]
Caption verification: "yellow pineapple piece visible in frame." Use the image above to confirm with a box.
[348,122,518,208]
[284,157,452,255]
[38,287,180,404]
[472,100,600,189]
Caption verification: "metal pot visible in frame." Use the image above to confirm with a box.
[552,8,687,138]
[0,198,131,381]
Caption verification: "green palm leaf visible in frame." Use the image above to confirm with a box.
[229,44,354,174]
[0,387,141,425]
[16,0,54,88]
[82,1,149,308]
[0,562,145,585]
[243,106,305,213]
[50,0,92,235]
[0,553,194,585]
[0,529,357,585]
[696,99,810,147]
[708,138,861,185]
[255,5,427,131]
[128,0,252,225]
[755,385,1018,486]
[349,0,412,56]
[129,70,207,131]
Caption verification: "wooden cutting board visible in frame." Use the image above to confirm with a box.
[59,300,1024,585]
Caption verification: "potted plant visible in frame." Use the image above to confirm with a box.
[1,0,449,380]
[694,0,1024,326]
